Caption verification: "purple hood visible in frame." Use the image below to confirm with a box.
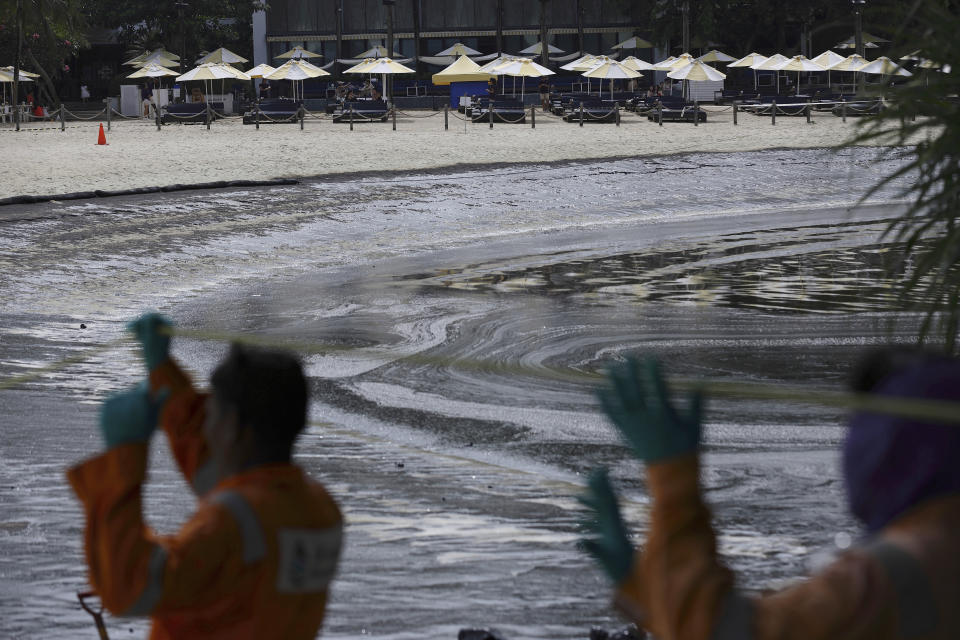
[844,358,960,533]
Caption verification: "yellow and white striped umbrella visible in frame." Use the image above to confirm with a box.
[0,66,39,79]
[435,43,482,57]
[653,53,694,71]
[197,47,248,65]
[773,55,825,72]
[126,63,180,79]
[560,54,598,71]
[246,64,277,78]
[698,49,736,64]
[729,53,767,68]
[275,46,322,60]
[582,60,640,80]
[124,49,180,66]
[811,50,846,69]
[620,56,655,71]
[857,56,912,76]
[265,59,328,81]
[828,54,870,72]
[177,62,248,82]
[345,58,414,75]
[667,60,726,81]
[493,57,554,78]
[751,54,790,70]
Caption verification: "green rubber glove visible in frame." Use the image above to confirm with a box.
[597,357,703,464]
[99,383,169,449]
[127,312,172,372]
[577,467,634,584]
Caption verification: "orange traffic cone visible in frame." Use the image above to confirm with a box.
[96,123,108,146]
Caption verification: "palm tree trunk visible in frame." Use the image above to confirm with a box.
[539,0,549,67]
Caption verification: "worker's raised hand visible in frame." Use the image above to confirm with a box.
[127,312,172,372]
[99,382,170,449]
[578,467,634,584]
[598,357,703,464]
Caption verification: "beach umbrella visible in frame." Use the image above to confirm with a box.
[0,66,39,79]
[729,53,767,90]
[275,46,322,60]
[246,63,277,78]
[828,54,870,72]
[582,59,639,98]
[620,56,656,71]
[177,62,249,101]
[132,53,179,69]
[612,36,653,50]
[697,50,736,64]
[355,46,402,59]
[0,69,33,104]
[490,57,553,99]
[432,55,494,85]
[518,42,563,56]
[811,50,846,88]
[560,54,598,71]
[857,56,912,77]
[836,33,888,49]
[345,57,414,104]
[667,60,725,82]
[126,63,179,79]
[435,43,482,57]
[771,55,825,94]
[653,53,694,71]
[752,53,790,93]
[266,59,328,101]
[197,47,248,65]
[477,55,516,93]
[124,49,180,66]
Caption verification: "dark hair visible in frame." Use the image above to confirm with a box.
[210,344,308,456]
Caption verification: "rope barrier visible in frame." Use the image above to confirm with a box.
[2,325,959,426]
[394,109,443,119]
[61,107,108,121]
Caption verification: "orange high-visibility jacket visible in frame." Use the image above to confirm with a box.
[68,359,343,640]
[614,456,960,640]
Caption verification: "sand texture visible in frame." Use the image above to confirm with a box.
[0,106,889,199]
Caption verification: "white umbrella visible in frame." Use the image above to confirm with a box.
[752,53,790,93]
[126,63,179,79]
[653,54,695,71]
[518,42,563,56]
[436,43,481,57]
[811,51,846,89]
[345,57,414,104]
[582,59,640,98]
[489,57,553,99]
[124,49,180,66]
[612,36,653,50]
[0,69,33,105]
[275,46,322,60]
[560,54,598,71]
[857,56,912,77]
[697,50,736,64]
[620,56,656,71]
[828,54,870,72]
[729,53,768,90]
[197,47,248,65]
[266,59,329,101]
[772,55,825,94]
[836,33,887,50]
[667,60,726,82]
[246,63,277,78]
[177,62,249,101]
[356,46,402,59]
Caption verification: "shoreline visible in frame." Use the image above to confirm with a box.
[0,107,907,201]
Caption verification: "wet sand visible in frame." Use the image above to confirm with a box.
[0,106,899,200]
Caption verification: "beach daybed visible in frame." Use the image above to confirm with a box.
[470,98,526,124]
[830,100,884,117]
[332,100,389,123]
[562,98,618,123]
[162,102,225,124]
[646,105,707,123]
[241,99,302,125]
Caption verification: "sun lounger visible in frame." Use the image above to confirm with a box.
[163,102,225,124]
[646,105,707,123]
[241,99,302,124]
[470,99,526,124]
[562,99,618,123]
[332,100,389,123]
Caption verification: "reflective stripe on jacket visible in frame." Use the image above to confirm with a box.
[67,359,343,640]
[614,455,960,640]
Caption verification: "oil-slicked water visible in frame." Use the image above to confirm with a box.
[0,147,922,638]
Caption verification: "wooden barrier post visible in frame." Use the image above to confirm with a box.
[444,104,449,130]
[694,100,699,127]
[489,103,493,129]
[733,102,738,125]
[206,101,211,130]
[771,100,776,126]
[392,106,397,131]
[841,99,847,123]
[106,100,111,131]
[60,107,66,131]
[579,102,584,127]
[156,104,161,131]
[615,102,620,127]
[300,106,304,130]
[349,106,354,131]
[531,104,535,129]
[255,106,260,130]
[658,101,663,127]
[806,102,811,124]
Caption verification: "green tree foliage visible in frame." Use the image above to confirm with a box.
[848,0,960,350]
[85,0,265,65]
[0,0,89,106]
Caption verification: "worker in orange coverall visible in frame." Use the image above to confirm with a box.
[68,313,343,639]
[579,353,960,640]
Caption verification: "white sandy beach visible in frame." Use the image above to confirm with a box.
[0,106,890,199]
